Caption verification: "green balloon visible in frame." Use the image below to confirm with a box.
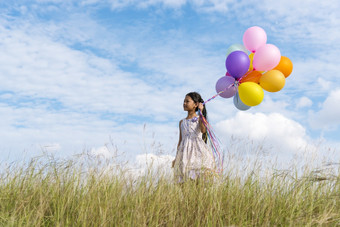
[226,44,248,57]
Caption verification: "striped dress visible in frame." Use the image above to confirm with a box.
[174,117,216,183]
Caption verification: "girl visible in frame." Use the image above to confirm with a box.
[172,92,216,183]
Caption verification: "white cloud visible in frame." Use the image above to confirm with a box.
[0,19,186,120]
[282,58,338,99]
[317,78,332,91]
[216,112,312,154]
[40,143,62,152]
[107,0,233,11]
[125,153,174,178]
[90,146,113,159]
[257,96,290,115]
[0,102,118,159]
[296,97,313,109]
[80,0,102,5]
[135,153,173,168]
[309,89,340,130]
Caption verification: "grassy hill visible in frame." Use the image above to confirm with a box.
[0,153,339,226]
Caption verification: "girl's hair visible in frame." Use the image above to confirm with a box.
[186,92,208,143]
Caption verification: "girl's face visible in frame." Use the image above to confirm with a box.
[183,95,197,111]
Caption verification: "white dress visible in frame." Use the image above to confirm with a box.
[174,117,216,182]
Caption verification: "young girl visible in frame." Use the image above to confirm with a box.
[172,92,216,183]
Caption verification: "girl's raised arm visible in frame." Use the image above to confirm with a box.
[198,103,207,134]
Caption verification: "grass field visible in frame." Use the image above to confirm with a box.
[0,151,339,226]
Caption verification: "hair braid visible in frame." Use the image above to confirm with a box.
[186,92,208,143]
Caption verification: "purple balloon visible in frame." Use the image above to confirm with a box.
[215,76,237,98]
[225,51,250,79]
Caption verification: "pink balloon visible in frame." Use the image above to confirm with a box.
[253,44,281,71]
[243,26,267,53]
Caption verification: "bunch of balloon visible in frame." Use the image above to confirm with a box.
[215,26,293,111]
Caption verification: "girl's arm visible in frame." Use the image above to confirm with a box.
[199,117,207,134]
[198,103,207,134]
[172,120,182,167]
[176,120,183,150]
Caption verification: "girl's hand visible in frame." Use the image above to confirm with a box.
[198,103,204,112]
[172,159,176,168]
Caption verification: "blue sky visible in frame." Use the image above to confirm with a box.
[0,0,339,166]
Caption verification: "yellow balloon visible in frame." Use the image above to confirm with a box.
[249,53,264,73]
[238,82,264,106]
[259,70,285,92]
[248,53,254,71]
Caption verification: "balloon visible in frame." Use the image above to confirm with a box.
[233,92,251,111]
[248,53,254,71]
[238,82,264,106]
[225,72,232,77]
[215,76,237,98]
[248,53,264,73]
[239,70,262,83]
[225,51,250,79]
[253,44,281,71]
[226,44,248,57]
[243,26,267,53]
[259,70,285,92]
[273,56,293,78]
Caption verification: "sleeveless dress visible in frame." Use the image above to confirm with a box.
[174,116,216,183]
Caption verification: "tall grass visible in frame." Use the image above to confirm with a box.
[0,151,339,226]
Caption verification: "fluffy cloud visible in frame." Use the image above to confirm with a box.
[90,146,114,159]
[317,78,332,92]
[124,153,174,178]
[309,89,340,130]
[135,153,173,169]
[296,97,313,109]
[215,112,312,154]
[107,0,233,12]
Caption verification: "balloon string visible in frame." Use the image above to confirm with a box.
[203,82,237,105]
[204,69,258,105]
[199,110,224,174]
[237,68,255,83]
[200,73,249,174]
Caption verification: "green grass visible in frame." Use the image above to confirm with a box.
[0,153,339,226]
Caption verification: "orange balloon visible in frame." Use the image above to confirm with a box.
[259,70,285,92]
[240,70,262,83]
[274,56,293,78]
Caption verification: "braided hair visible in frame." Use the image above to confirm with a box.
[186,92,208,143]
